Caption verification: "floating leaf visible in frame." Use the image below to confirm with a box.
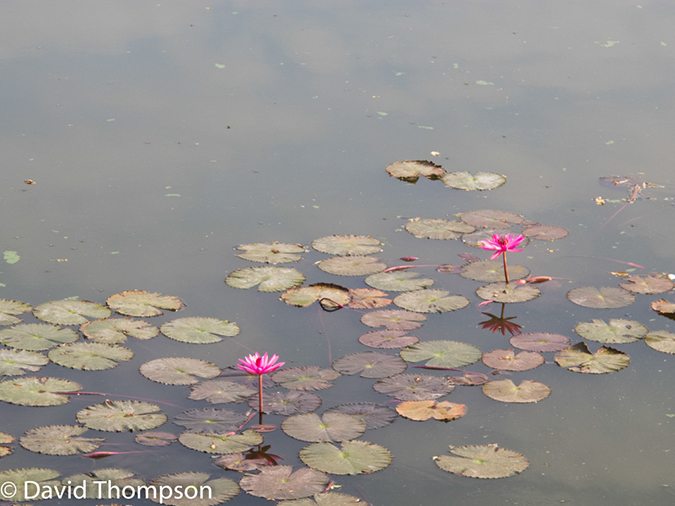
[107,290,184,317]
[140,357,220,385]
[63,468,145,499]
[522,225,569,241]
[396,400,467,421]
[0,323,79,351]
[324,403,398,429]
[33,299,111,325]
[460,210,524,229]
[136,431,178,447]
[373,374,455,400]
[282,413,366,442]
[360,310,426,330]
[365,271,434,292]
[214,451,273,472]
[619,275,674,294]
[173,408,248,433]
[80,318,159,343]
[0,299,32,326]
[554,342,630,374]
[235,242,305,264]
[645,331,675,354]
[277,492,363,505]
[482,379,551,403]
[347,288,392,309]
[441,171,506,191]
[0,468,61,502]
[400,341,482,368]
[226,266,306,292]
[567,286,635,309]
[0,349,48,376]
[160,317,240,344]
[358,329,420,349]
[148,472,240,505]
[281,283,350,308]
[574,319,648,344]
[20,425,104,455]
[272,367,340,391]
[240,466,329,500]
[435,445,529,478]
[481,349,544,371]
[179,429,262,454]
[652,298,675,315]
[385,160,446,183]
[510,332,571,352]
[48,342,133,370]
[393,289,469,314]
[476,282,541,303]
[189,380,257,404]
[332,352,407,378]
[0,377,81,406]
[299,441,392,475]
[317,256,387,276]
[77,400,167,432]
[311,235,382,256]
[460,260,529,282]
[404,218,475,239]
[249,390,322,415]
[447,371,489,386]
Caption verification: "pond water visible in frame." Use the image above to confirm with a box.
[2,1,675,505]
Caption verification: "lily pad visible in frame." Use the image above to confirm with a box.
[277,492,364,506]
[48,342,133,370]
[160,317,240,344]
[281,413,366,442]
[240,466,329,500]
[148,472,240,505]
[140,357,221,385]
[365,271,434,292]
[441,171,506,191]
[358,329,420,349]
[62,468,146,499]
[173,408,248,433]
[0,349,49,376]
[619,275,675,294]
[0,377,81,406]
[385,160,446,183]
[249,390,323,415]
[226,266,306,292]
[77,400,167,432]
[20,425,104,455]
[476,282,541,303]
[396,400,467,421]
[214,451,276,472]
[567,286,635,309]
[574,319,648,344]
[435,445,530,478]
[323,403,398,429]
[0,323,79,351]
[179,429,262,454]
[460,260,530,282]
[332,352,407,378]
[510,332,572,352]
[136,431,178,447]
[373,373,455,401]
[404,218,475,239]
[360,309,427,330]
[80,318,159,343]
[272,367,340,391]
[33,299,111,325]
[0,468,62,502]
[107,290,184,317]
[312,235,382,256]
[460,210,524,229]
[400,341,482,368]
[0,299,32,326]
[189,380,257,404]
[393,289,470,314]
[235,242,305,264]
[347,288,392,309]
[652,299,675,315]
[317,256,387,276]
[645,331,675,354]
[299,441,392,475]
[554,342,630,374]
[482,379,551,403]
[481,349,544,371]
[522,225,569,241]
[281,283,350,308]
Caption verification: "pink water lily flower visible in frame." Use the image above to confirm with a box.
[479,234,525,260]
[238,352,285,375]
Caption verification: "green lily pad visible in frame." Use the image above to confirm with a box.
[20,425,104,455]
[173,408,248,433]
[312,235,382,256]
[160,317,240,344]
[373,373,455,401]
[282,413,366,442]
[567,286,635,309]
[0,468,61,502]
[385,160,446,183]
[0,377,81,406]
[441,171,506,191]
[240,466,329,500]
[400,341,482,368]
[0,323,79,351]
[277,492,364,505]
[0,299,32,326]
[358,329,420,349]
[481,349,545,371]
[249,390,323,415]
[460,260,530,282]
[396,400,467,421]
[393,289,470,314]
[77,400,167,432]
[299,441,392,475]
[619,275,675,294]
[235,242,306,264]
[135,431,178,447]
[33,299,111,325]
[364,271,434,292]
[80,318,159,343]
[226,266,306,292]
[435,445,529,478]
[360,309,427,330]
[189,380,257,404]
[63,468,145,499]
[476,282,541,303]
[272,367,341,391]
[107,290,185,317]
[280,283,350,308]
[179,429,262,454]
[509,332,571,352]
[332,352,407,378]
[148,472,240,505]
[460,210,524,229]
[554,342,630,374]
[140,357,221,385]
[482,379,551,403]
[48,342,133,370]
[0,349,49,376]
[404,218,475,239]
[574,319,648,344]
[645,331,675,354]
[323,403,398,429]
[317,256,387,276]
[522,225,569,241]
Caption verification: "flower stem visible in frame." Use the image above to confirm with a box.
[502,253,510,284]
[258,374,263,425]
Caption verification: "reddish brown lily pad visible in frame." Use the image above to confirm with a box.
[481,349,544,371]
